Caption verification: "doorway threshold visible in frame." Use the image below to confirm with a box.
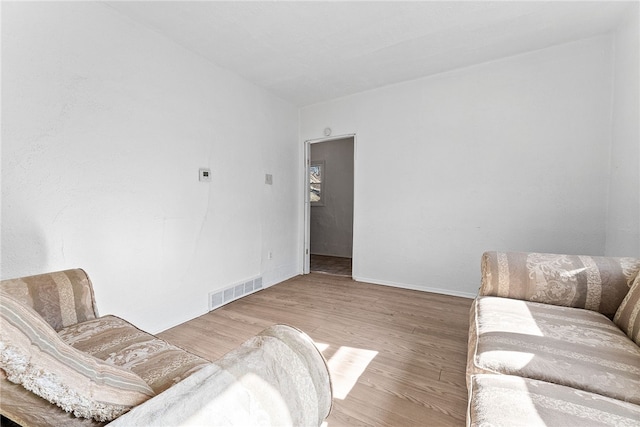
[310,254,352,277]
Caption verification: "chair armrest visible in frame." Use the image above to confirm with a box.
[480,251,640,317]
[108,324,332,427]
[0,269,99,331]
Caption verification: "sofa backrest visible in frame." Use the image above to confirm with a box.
[0,269,99,331]
[480,251,640,318]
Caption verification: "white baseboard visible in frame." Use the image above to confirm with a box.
[352,275,476,299]
[262,262,299,289]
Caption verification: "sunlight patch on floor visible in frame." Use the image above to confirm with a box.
[326,346,378,400]
[314,342,330,352]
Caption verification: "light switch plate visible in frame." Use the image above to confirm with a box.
[199,168,211,182]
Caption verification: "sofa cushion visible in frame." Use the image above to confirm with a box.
[58,315,210,394]
[614,273,640,345]
[468,296,640,404]
[1,269,99,331]
[0,291,155,422]
[468,374,640,427]
[480,252,640,317]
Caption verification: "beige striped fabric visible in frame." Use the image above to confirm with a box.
[59,315,211,394]
[0,291,155,422]
[480,251,640,318]
[468,374,640,427]
[468,296,640,404]
[614,273,640,345]
[1,269,98,331]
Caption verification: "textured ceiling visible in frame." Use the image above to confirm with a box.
[104,1,632,106]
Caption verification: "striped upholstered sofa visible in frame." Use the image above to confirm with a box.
[0,269,332,426]
[466,251,640,426]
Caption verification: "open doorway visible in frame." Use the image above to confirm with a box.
[304,136,355,277]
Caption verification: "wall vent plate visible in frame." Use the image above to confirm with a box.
[244,281,254,293]
[208,275,264,311]
[210,292,223,308]
[199,168,212,182]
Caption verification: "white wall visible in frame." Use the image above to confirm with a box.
[1,2,299,333]
[606,4,640,257]
[301,36,615,297]
[310,138,354,257]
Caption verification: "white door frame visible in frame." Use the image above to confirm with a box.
[303,133,356,274]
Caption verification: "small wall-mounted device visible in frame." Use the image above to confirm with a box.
[265,174,273,185]
[199,168,212,182]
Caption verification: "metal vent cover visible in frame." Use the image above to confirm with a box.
[209,276,263,311]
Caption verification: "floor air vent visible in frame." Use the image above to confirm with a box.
[209,276,263,311]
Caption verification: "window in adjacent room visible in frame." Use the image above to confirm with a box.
[310,161,324,206]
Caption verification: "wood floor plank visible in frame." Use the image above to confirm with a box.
[157,273,473,426]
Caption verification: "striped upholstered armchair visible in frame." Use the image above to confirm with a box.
[1,269,332,426]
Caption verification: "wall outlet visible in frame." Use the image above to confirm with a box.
[199,168,211,182]
[265,174,273,185]
[267,251,273,260]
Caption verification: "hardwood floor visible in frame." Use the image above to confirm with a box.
[310,254,353,276]
[158,273,473,426]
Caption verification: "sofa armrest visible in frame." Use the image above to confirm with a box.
[0,269,99,331]
[107,324,332,427]
[479,251,640,317]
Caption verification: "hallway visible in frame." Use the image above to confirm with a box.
[310,254,352,277]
